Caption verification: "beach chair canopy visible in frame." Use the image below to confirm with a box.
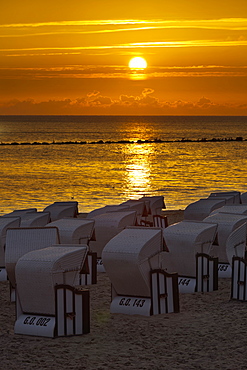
[16,244,88,316]
[162,221,218,277]
[5,227,60,288]
[184,198,225,221]
[208,191,241,204]
[139,196,166,215]
[46,218,95,244]
[203,212,247,262]
[18,212,51,227]
[89,210,137,257]
[209,205,247,216]
[102,226,163,297]
[86,205,129,219]
[120,199,146,217]
[4,208,37,217]
[0,217,20,266]
[226,224,246,265]
[44,202,77,221]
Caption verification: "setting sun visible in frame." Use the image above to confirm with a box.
[129,57,147,69]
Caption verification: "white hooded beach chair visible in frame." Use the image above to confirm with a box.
[0,217,20,280]
[46,218,96,284]
[120,199,146,224]
[209,205,247,216]
[226,224,247,301]
[102,226,179,316]
[19,212,51,227]
[44,202,78,221]
[203,212,247,277]
[162,221,218,293]
[86,205,129,219]
[89,210,137,268]
[208,191,241,204]
[184,198,225,221]
[4,208,37,216]
[240,192,247,204]
[14,245,90,337]
[5,227,60,299]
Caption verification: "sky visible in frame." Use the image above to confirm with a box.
[1,0,247,115]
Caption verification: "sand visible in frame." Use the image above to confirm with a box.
[1,210,247,369]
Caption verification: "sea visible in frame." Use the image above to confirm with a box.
[0,115,247,215]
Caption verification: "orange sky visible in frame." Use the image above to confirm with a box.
[1,0,247,115]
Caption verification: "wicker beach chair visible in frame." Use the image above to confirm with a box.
[184,198,225,221]
[208,191,241,204]
[86,205,129,219]
[226,223,246,265]
[14,245,90,337]
[5,227,60,293]
[209,205,247,216]
[102,226,179,316]
[46,218,96,284]
[89,210,137,259]
[43,201,78,221]
[162,221,218,292]
[240,192,247,204]
[0,217,21,280]
[4,208,37,216]
[19,212,51,227]
[139,195,166,216]
[203,212,247,263]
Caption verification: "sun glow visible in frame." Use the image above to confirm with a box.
[129,56,147,69]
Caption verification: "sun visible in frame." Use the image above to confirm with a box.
[129,57,147,69]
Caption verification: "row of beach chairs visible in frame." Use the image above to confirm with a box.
[1,192,247,338]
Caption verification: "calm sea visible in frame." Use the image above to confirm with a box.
[0,115,247,215]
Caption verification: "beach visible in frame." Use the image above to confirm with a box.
[1,210,247,369]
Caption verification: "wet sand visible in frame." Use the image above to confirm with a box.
[1,210,247,369]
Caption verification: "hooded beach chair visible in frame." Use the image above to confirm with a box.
[208,191,241,204]
[14,245,90,337]
[86,204,129,219]
[102,226,179,316]
[0,216,21,280]
[4,208,37,216]
[209,205,247,216]
[43,201,78,221]
[46,218,96,284]
[19,212,51,227]
[225,224,247,301]
[203,212,247,277]
[89,210,137,271]
[184,198,225,221]
[5,227,60,299]
[162,221,218,293]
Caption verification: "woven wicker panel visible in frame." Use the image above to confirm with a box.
[46,218,95,244]
[163,221,218,277]
[5,227,60,287]
[16,245,88,315]
[102,227,163,297]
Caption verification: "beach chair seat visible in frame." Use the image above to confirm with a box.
[162,221,218,292]
[14,245,90,337]
[0,217,21,280]
[46,218,97,284]
[44,202,77,221]
[102,226,179,316]
[89,210,137,260]
[184,198,225,221]
[5,227,60,291]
